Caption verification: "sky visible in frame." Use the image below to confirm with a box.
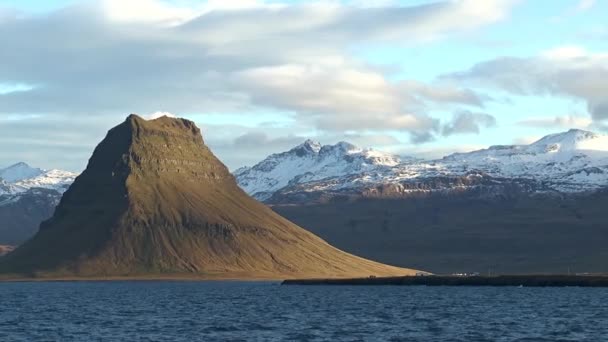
[0,0,607,172]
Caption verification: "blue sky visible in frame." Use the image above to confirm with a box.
[0,0,607,171]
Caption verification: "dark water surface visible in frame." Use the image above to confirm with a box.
[1,281,607,341]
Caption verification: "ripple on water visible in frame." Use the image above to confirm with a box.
[0,282,607,341]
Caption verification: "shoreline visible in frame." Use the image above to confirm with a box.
[282,275,608,287]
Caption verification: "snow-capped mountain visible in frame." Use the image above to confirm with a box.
[235,129,608,202]
[0,162,44,183]
[13,169,77,193]
[234,139,401,200]
[0,162,78,245]
[436,129,608,191]
[0,162,77,199]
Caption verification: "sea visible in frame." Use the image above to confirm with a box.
[0,281,607,341]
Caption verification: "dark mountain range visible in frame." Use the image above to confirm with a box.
[0,188,61,246]
[0,163,75,246]
[0,115,414,279]
[273,190,608,274]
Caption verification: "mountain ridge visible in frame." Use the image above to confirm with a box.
[236,128,608,202]
[235,139,401,200]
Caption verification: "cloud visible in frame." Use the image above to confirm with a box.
[516,115,592,129]
[232,131,303,148]
[100,0,197,25]
[0,0,518,170]
[442,111,496,136]
[207,130,308,169]
[233,62,426,131]
[144,111,176,120]
[0,0,513,117]
[0,82,36,95]
[577,0,596,11]
[341,133,401,147]
[444,46,608,121]
[400,80,488,107]
[0,114,123,171]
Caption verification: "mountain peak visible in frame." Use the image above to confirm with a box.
[0,162,44,183]
[236,139,401,199]
[530,128,606,152]
[290,139,322,156]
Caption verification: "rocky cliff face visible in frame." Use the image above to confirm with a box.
[0,115,415,279]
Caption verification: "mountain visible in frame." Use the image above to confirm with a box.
[274,190,608,274]
[0,162,43,182]
[234,139,401,200]
[0,162,76,196]
[0,188,62,245]
[237,130,608,274]
[0,114,415,279]
[236,129,608,204]
[439,129,608,192]
[0,163,77,246]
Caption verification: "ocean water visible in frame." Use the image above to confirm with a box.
[0,282,607,341]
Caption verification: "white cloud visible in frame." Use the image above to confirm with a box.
[233,62,435,132]
[144,111,176,120]
[442,111,496,136]
[0,82,35,95]
[101,0,197,25]
[541,46,589,60]
[577,0,596,11]
[0,0,509,122]
[445,46,608,121]
[0,0,518,169]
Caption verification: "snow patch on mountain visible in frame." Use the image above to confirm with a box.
[0,179,19,196]
[14,169,77,193]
